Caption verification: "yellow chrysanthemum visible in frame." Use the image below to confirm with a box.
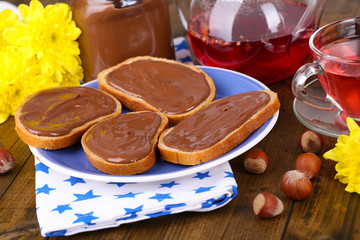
[0,9,20,52]
[3,0,83,84]
[0,49,55,123]
[324,118,360,194]
[0,0,83,124]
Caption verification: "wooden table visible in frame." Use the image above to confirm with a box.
[1,0,359,239]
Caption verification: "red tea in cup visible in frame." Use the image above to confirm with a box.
[293,17,360,124]
[317,38,360,117]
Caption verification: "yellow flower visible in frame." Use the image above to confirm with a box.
[0,9,20,52]
[0,0,83,124]
[3,0,82,84]
[0,49,55,123]
[323,118,360,194]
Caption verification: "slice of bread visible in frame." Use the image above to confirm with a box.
[81,111,169,175]
[97,56,215,125]
[158,90,280,165]
[15,86,122,150]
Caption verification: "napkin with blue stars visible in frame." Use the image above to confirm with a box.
[32,37,238,237]
[34,157,237,236]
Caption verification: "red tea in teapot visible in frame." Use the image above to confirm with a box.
[188,0,312,84]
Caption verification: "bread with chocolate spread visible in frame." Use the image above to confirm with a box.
[81,111,169,175]
[15,86,122,150]
[97,56,216,125]
[158,90,280,165]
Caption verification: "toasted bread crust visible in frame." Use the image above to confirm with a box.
[158,90,280,165]
[15,87,122,150]
[97,56,216,125]
[81,111,169,175]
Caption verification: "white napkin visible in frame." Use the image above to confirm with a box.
[34,157,237,236]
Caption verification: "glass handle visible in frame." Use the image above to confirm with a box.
[292,61,338,111]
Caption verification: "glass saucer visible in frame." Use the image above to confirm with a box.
[293,98,350,138]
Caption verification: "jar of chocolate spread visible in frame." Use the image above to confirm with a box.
[71,0,175,82]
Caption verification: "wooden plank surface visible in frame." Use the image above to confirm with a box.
[0,0,359,239]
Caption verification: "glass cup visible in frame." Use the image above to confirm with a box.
[176,0,327,85]
[292,17,360,127]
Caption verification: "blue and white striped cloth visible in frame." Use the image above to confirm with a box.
[32,37,238,236]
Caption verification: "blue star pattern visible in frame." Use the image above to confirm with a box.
[107,182,133,188]
[52,204,72,214]
[114,192,142,199]
[73,211,99,225]
[64,176,86,186]
[73,190,101,202]
[225,171,234,178]
[36,184,55,195]
[193,171,211,180]
[35,156,237,236]
[159,181,180,188]
[124,205,143,215]
[35,161,49,174]
[193,186,215,194]
[33,38,238,237]
[149,193,173,202]
[116,205,144,221]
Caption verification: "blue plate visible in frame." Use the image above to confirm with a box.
[30,66,279,182]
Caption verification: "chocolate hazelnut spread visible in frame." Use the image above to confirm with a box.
[106,59,211,115]
[163,91,271,151]
[83,112,161,164]
[71,0,175,82]
[19,87,118,137]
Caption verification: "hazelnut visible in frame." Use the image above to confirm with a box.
[299,130,323,154]
[253,192,284,218]
[295,153,321,179]
[281,170,312,200]
[244,148,268,174]
[0,148,15,175]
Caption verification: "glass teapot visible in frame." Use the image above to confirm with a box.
[176,0,328,84]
